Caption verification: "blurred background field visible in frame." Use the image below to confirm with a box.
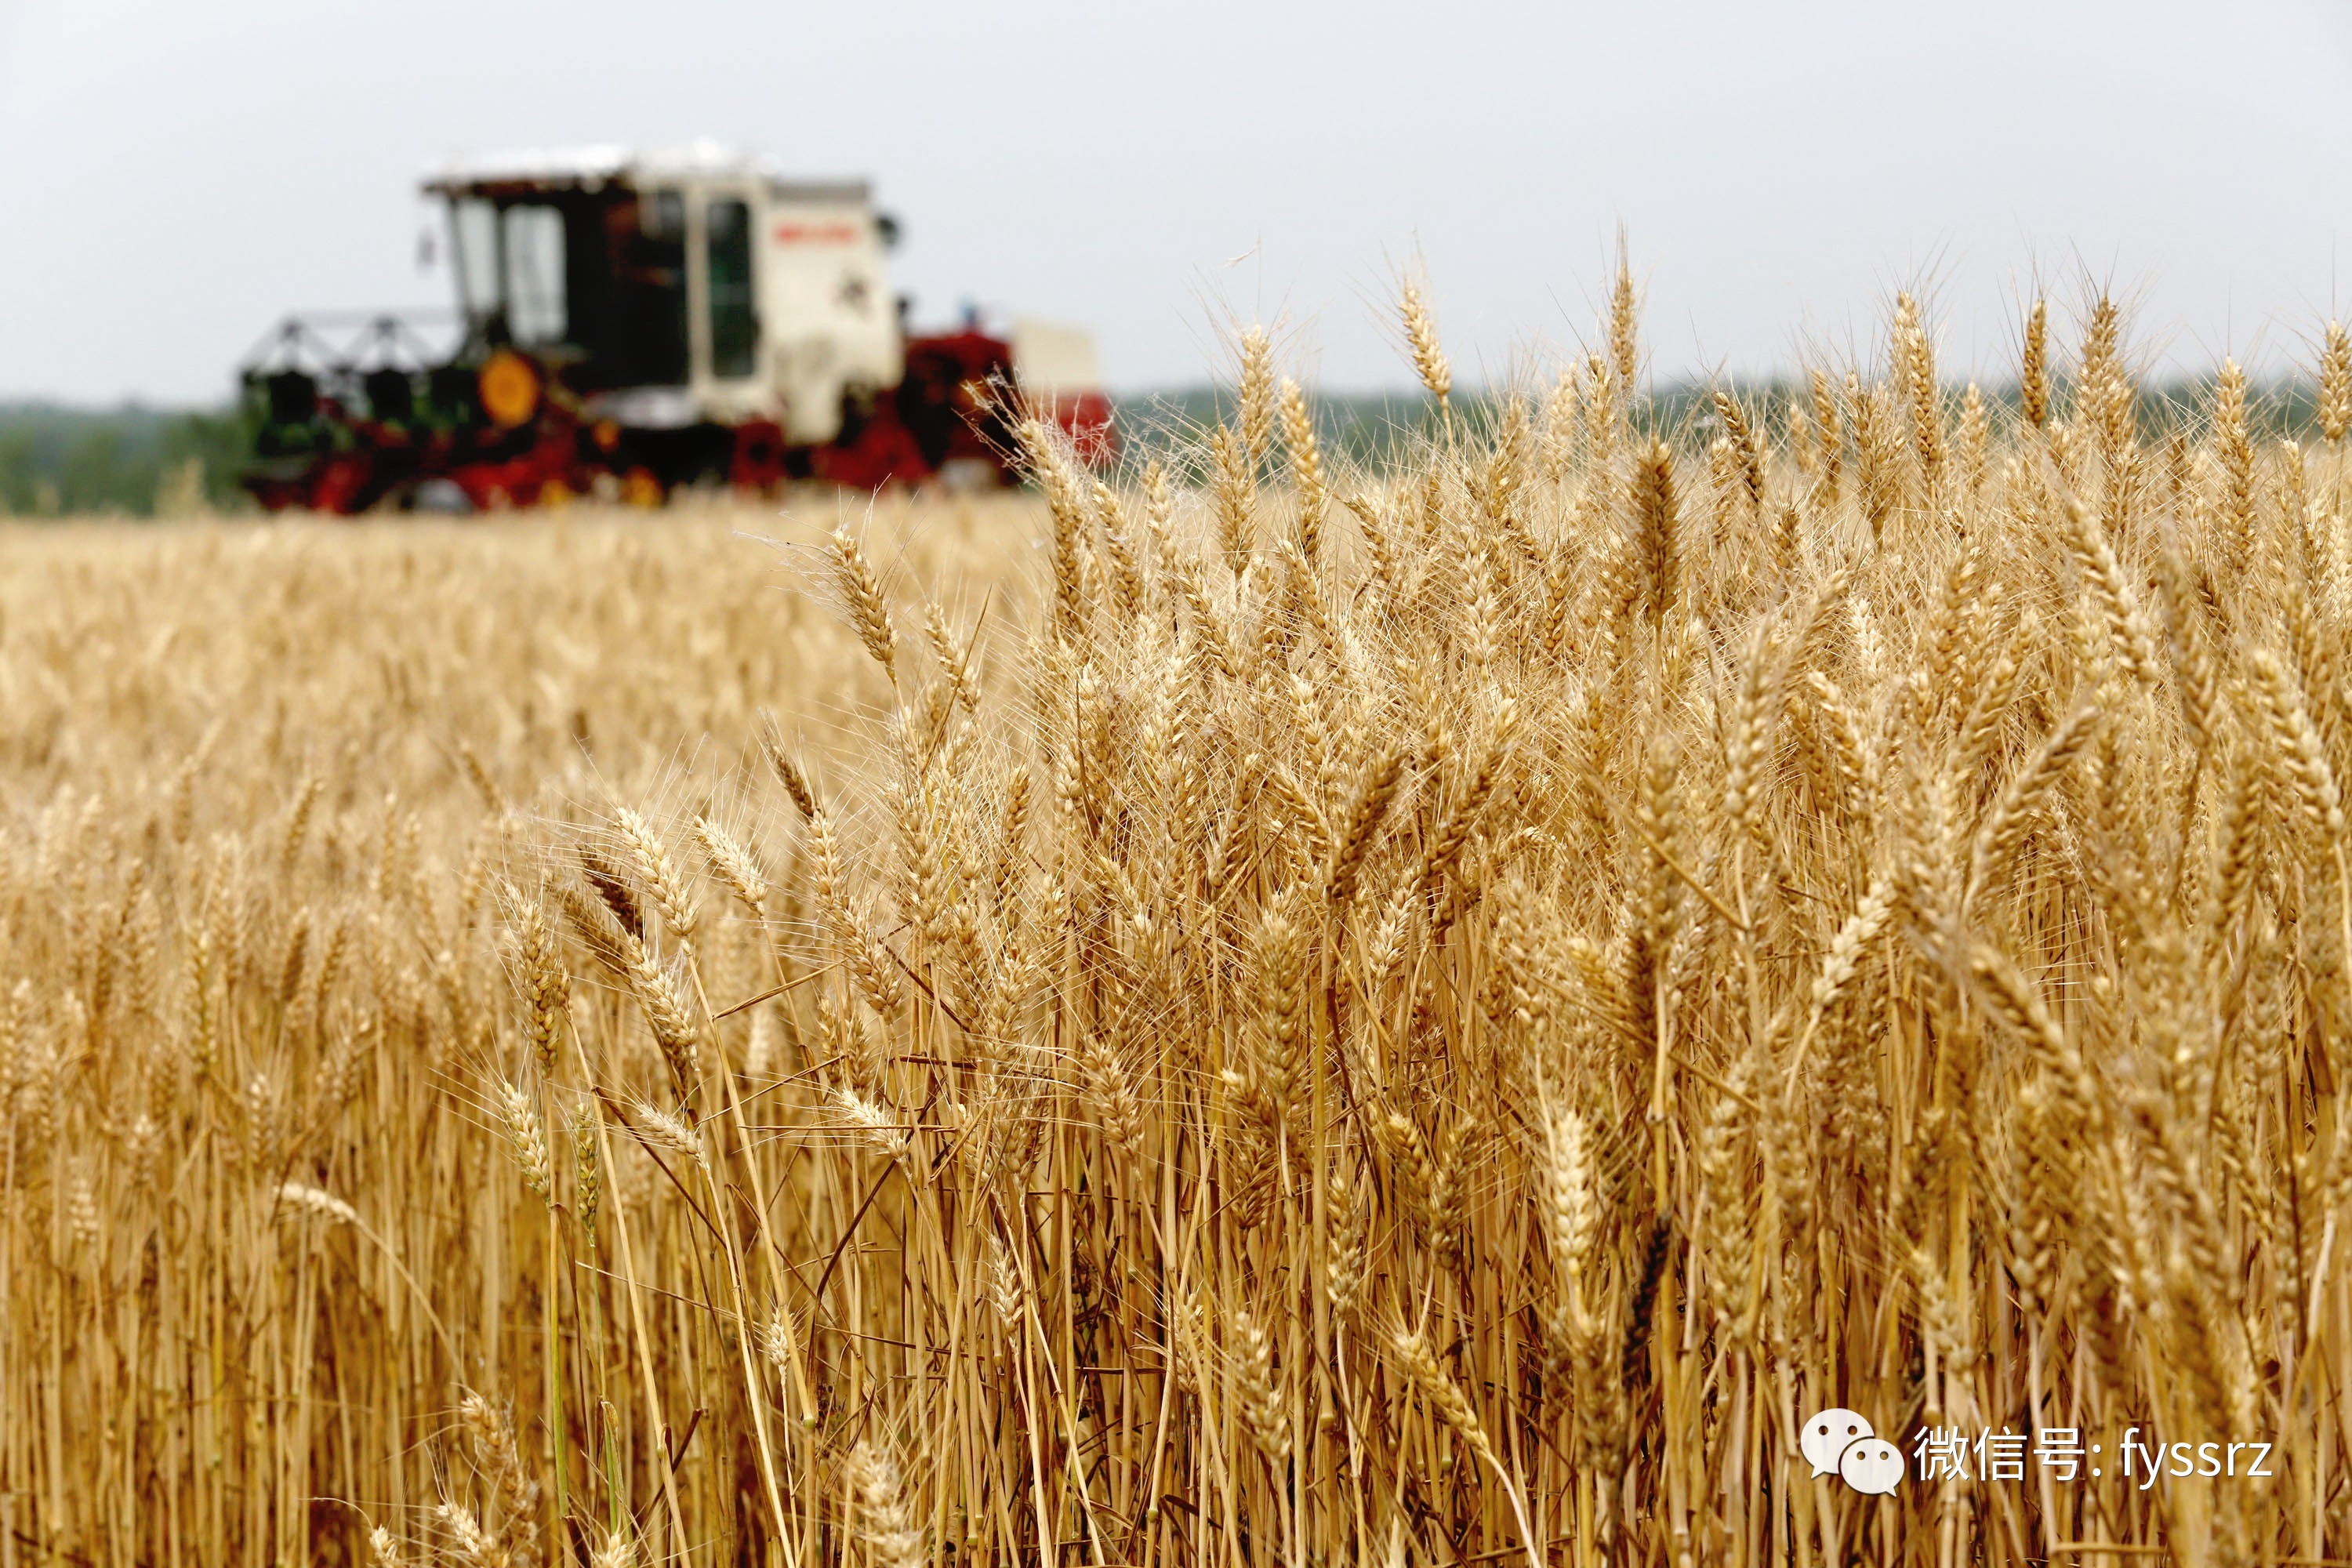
[0,494,1042,863]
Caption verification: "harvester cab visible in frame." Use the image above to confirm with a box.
[238,142,1112,512]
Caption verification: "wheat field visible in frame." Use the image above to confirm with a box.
[5,283,2351,1568]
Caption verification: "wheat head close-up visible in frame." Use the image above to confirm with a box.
[5,273,2352,1568]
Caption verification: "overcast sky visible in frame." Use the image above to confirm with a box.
[5,0,2352,404]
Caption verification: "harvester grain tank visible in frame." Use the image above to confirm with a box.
[239,142,1113,511]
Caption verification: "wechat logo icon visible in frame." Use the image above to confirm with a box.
[1803,1407,1904,1496]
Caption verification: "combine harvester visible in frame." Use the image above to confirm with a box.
[238,142,1113,511]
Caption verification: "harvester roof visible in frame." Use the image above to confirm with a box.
[422,139,869,203]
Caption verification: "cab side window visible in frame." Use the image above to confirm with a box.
[706,198,757,379]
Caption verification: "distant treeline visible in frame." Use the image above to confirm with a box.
[1120,375,2343,472]
[1,375,2337,517]
[0,404,252,517]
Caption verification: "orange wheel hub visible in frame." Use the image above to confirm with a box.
[477,350,541,430]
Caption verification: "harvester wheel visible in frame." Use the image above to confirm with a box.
[729,420,789,495]
[309,455,374,516]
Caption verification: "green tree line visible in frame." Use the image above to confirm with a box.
[0,404,252,517]
[2,375,2336,520]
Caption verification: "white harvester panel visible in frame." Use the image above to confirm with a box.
[760,183,902,445]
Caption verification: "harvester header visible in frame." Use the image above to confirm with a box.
[241,140,1112,511]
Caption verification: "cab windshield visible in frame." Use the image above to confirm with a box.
[446,189,688,389]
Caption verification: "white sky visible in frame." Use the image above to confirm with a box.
[5,0,2352,403]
